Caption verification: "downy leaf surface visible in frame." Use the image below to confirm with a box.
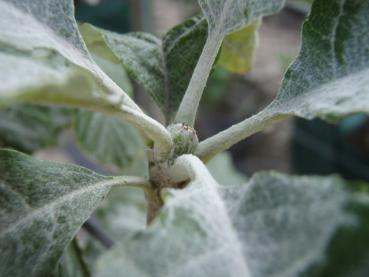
[70,42,145,172]
[267,0,369,122]
[0,0,137,111]
[0,149,122,277]
[196,0,369,161]
[198,0,286,36]
[96,155,369,277]
[174,0,286,125]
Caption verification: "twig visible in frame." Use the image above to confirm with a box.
[83,218,114,248]
[174,33,223,126]
[196,111,289,162]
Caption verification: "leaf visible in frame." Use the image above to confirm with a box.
[90,55,133,96]
[162,16,209,120]
[0,0,137,111]
[77,23,134,96]
[207,152,247,185]
[71,34,145,172]
[0,0,174,160]
[269,0,369,121]
[0,149,124,277]
[221,173,369,276]
[79,17,208,122]
[79,25,164,108]
[81,15,260,121]
[174,0,286,125]
[0,105,71,153]
[218,19,261,73]
[95,155,250,277]
[95,186,147,241]
[198,0,286,36]
[74,111,147,173]
[56,239,90,277]
[95,155,369,277]
[196,0,369,161]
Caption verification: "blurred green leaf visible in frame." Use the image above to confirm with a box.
[74,111,147,173]
[0,105,70,153]
[218,20,261,73]
[56,240,90,277]
[207,152,247,185]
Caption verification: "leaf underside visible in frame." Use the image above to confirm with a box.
[0,0,135,111]
[198,0,286,35]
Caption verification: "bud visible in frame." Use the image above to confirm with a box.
[167,123,199,157]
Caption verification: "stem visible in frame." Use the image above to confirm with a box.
[71,237,91,276]
[109,176,151,189]
[109,105,173,160]
[102,79,173,160]
[145,188,163,225]
[83,218,114,248]
[25,75,173,161]
[174,32,223,126]
[195,111,290,162]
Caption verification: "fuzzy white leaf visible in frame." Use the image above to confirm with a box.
[0,149,144,277]
[197,0,369,161]
[96,156,369,276]
[0,0,138,111]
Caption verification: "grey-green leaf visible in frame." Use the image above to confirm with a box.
[196,0,369,162]
[0,0,137,111]
[96,155,250,277]
[162,16,208,120]
[74,111,147,173]
[78,23,133,96]
[269,0,369,121]
[79,18,208,122]
[0,149,119,277]
[96,155,369,277]
[0,105,71,153]
[198,0,286,35]
[221,173,369,276]
[79,24,165,109]
[80,15,260,121]
[174,0,286,125]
